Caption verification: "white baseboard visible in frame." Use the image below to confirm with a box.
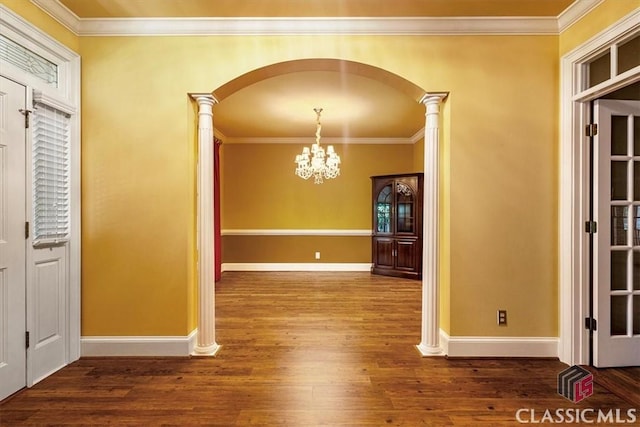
[222,263,373,272]
[81,330,198,357]
[440,330,558,358]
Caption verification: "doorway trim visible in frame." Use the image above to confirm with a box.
[0,5,81,378]
[559,9,639,366]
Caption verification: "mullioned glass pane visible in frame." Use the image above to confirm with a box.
[611,251,628,291]
[0,34,57,86]
[635,162,640,201]
[611,295,628,336]
[611,116,628,155]
[618,35,640,75]
[611,206,627,246]
[633,251,640,290]
[633,295,640,335]
[634,116,640,156]
[587,51,610,89]
[611,161,628,200]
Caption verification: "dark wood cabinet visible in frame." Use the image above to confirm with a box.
[371,173,423,280]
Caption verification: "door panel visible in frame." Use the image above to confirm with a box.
[396,240,418,271]
[30,246,66,383]
[374,238,394,268]
[594,99,640,367]
[0,76,27,401]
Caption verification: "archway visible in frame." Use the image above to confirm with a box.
[191,59,446,356]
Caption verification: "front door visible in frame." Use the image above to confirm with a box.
[593,99,640,367]
[0,76,27,400]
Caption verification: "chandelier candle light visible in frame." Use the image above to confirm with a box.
[295,108,341,184]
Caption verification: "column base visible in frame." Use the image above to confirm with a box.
[416,343,445,357]
[192,343,222,357]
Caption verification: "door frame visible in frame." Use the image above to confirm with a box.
[0,6,81,382]
[559,9,640,366]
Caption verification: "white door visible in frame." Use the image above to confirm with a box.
[28,100,70,384]
[0,76,27,400]
[594,99,640,367]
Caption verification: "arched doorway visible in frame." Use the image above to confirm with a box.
[191,59,446,356]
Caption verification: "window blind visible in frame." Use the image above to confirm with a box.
[32,102,70,244]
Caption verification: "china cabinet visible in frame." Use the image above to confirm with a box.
[371,173,423,279]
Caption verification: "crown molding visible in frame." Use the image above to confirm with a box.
[410,128,426,144]
[222,136,417,145]
[213,127,425,144]
[29,0,604,36]
[77,16,561,36]
[31,0,80,34]
[557,0,604,33]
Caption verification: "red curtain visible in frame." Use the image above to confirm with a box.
[214,137,222,281]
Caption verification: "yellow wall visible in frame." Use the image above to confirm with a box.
[80,37,200,336]
[446,38,560,337]
[221,142,414,264]
[440,100,452,334]
[76,34,560,338]
[11,0,636,339]
[223,236,371,263]
[222,143,414,229]
[559,0,639,56]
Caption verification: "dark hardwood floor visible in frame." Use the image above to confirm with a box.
[1,272,637,426]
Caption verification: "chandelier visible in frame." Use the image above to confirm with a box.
[294,108,341,184]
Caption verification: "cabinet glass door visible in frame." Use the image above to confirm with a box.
[376,184,392,233]
[396,182,415,233]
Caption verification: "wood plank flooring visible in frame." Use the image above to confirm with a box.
[1,272,638,426]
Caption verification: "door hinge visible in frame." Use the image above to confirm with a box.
[585,221,597,234]
[18,108,33,129]
[26,331,30,349]
[585,317,597,331]
[25,221,29,239]
[586,123,598,137]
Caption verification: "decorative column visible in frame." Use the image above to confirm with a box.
[417,93,447,356]
[191,94,221,356]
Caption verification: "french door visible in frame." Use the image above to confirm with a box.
[593,99,640,367]
[0,76,27,400]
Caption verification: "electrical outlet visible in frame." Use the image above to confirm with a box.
[315,251,321,260]
[497,310,507,326]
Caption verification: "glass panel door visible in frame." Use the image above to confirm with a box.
[594,99,640,367]
[396,182,415,233]
[376,184,392,233]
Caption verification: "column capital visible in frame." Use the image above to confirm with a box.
[419,92,448,105]
[190,93,219,109]
[189,92,219,105]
